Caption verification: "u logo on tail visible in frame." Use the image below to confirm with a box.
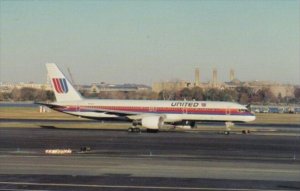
[52,78,68,93]
[46,63,82,101]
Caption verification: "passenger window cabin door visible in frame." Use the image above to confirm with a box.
[149,106,157,112]
[182,107,188,114]
[226,108,231,115]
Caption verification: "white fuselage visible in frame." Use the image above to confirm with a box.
[51,99,256,123]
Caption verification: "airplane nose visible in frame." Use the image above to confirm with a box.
[245,112,256,122]
[250,114,256,121]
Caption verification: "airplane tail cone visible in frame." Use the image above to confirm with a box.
[46,63,83,102]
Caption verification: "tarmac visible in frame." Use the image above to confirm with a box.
[0,126,300,190]
[1,118,300,128]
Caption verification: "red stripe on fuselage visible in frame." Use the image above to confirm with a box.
[62,105,249,115]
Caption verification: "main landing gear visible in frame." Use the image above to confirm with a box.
[128,121,141,133]
[223,122,251,135]
[128,126,141,133]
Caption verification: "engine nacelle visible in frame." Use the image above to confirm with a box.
[141,116,164,130]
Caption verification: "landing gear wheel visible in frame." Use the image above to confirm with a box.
[133,127,141,133]
[224,122,233,135]
[128,127,141,133]
[242,129,251,134]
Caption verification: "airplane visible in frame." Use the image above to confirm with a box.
[37,63,256,133]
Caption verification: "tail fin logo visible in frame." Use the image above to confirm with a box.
[52,78,68,93]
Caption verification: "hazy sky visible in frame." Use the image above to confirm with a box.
[0,0,299,85]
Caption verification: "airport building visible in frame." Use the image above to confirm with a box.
[152,68,296,98]
[0,82,52,93]
[87,83,150,93]
[0,69,296,99]
[0,81,150,94]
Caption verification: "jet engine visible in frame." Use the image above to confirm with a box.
[141,116,164,130]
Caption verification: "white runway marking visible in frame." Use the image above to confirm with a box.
[0,181,290,191]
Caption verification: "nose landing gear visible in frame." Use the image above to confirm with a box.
[224,122,234,135]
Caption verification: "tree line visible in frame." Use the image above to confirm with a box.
[0,88,55,102]
[158,86,299,104]
[1,86,299,104]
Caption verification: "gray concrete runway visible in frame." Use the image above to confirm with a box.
[1,118,300,129]
[0,127,299,190]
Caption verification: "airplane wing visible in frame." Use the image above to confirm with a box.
[80,107,168,120]
[83,107,139,116]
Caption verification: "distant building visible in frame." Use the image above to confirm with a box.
[229,69,235,81]
[0,81,150,94]
[212,68,218,87]
[152,80,189,93]
[86,82,150,93]
[270,85,294,98]
[244,81,295,98]
[0,82,51,93]
[194,68,200,86]
[151,68,296,98]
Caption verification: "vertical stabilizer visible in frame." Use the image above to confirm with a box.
[46,63,83,102]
